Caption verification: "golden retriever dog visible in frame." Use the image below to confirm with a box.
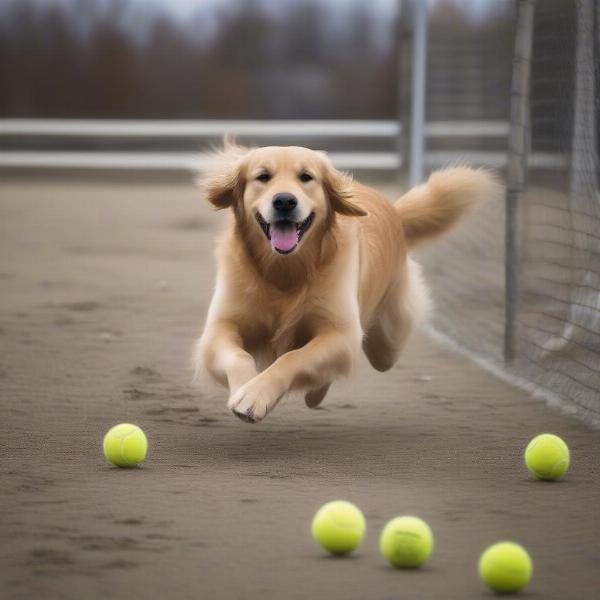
[195,141,500,423]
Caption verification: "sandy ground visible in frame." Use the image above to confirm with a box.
[0,177,599,600]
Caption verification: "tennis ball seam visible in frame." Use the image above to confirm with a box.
[103,425,146,467]
[114,430,136,441]
[525,434,570,480]
[380,517,433,568]
[311,502,365,555]
[528,438,565,456]
[550,456,569,476]
[528,457,569,478]
[479,543,532,592]
[119,428,144,466]
[105,426,137,443]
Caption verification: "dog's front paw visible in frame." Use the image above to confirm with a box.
[227,376,281,423]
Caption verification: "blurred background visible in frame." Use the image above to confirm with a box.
[0,0,514,166]
[0,0,510,120]
[0,0,399,119]
[1,0,599,424]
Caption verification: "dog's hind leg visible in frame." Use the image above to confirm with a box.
[362,258,430,372]
[305,384,331,408]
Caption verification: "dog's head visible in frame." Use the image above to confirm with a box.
[200,141,367,256]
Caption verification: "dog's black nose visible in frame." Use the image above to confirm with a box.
[272,193,298,213]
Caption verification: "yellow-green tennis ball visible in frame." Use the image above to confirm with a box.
[379,516,433,568]
[525,433,570,480]
[311,501,366,555]
[103,423,148,467]
[479,542,533,593]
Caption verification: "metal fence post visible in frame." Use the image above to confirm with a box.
[409,0,429,187]
[504,0,535,363]
[397,0,412,184]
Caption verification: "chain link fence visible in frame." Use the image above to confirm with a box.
[414,0,600,425]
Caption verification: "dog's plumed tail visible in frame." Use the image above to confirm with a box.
[395,167,503,248]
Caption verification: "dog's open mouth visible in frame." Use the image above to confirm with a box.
[256,212,314,254]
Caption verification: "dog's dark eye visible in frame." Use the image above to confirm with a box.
[256,172,271,183]
[299,172,313,183]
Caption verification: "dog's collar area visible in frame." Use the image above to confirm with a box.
[255,212,315,254]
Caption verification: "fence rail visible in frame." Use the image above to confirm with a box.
[0,118,514,172]
[0,150,401,171]
[0,118,512,138]
[0,119,400,138]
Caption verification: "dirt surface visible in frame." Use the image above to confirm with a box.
[1,178,599,600]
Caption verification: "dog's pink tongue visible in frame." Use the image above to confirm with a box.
[270,223,298,252]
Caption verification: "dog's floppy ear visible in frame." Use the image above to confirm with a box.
[197,137,250,209]
[320,155,367,217]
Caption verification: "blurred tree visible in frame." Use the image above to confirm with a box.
[0,0,398,119]
[83,0,141,116]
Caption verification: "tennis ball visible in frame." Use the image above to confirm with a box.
[479,541,533,593]
[103,423,148,467]
[311,501,366,555]
[525,433,569,480]
[379,516,433,568]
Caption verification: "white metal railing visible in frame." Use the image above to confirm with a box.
[0,119,400,138]
[426,121,509,137]
[0,119,512,171]
[0,150,401,171]
[0,118,510,138]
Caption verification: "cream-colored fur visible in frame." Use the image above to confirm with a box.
[195,142,501,422]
